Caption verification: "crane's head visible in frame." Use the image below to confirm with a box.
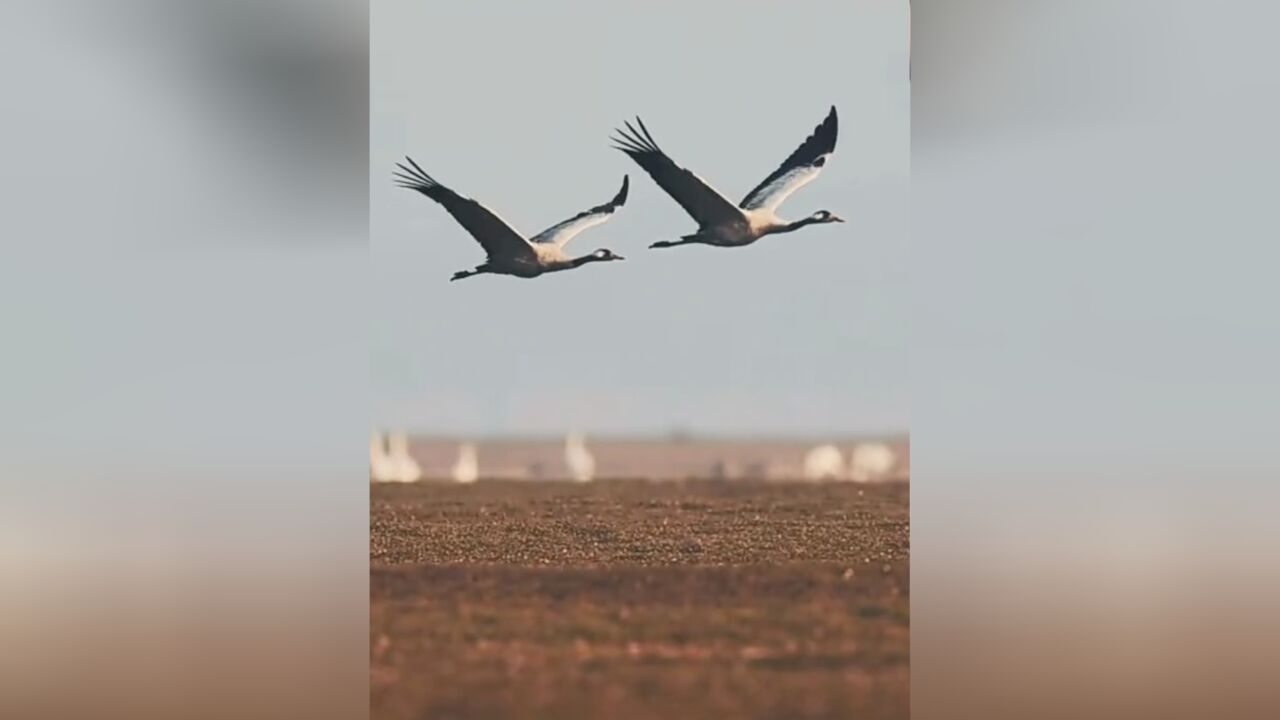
[591,248,626,262]
[811,209,845,224]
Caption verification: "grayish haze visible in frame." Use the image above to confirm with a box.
[372,0,910,436]
[912,3,1280,718]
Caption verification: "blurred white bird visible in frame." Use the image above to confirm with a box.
[374,430,421,483]
[803,444,846,481]
[849,443,896,483]
[452,443,479,484]
[564,432,596,482]
[369,430,396,482]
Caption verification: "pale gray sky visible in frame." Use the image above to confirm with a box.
[372,0,910,435]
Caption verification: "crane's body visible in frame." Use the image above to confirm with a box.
[611,107,845,250]
[394,157,628,281]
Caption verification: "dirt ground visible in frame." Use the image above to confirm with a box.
[371,479,909,720]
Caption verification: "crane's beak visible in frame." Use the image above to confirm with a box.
[831,215,846,223]
[613,254,626,261]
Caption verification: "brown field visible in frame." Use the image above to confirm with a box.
[371,479,909,720]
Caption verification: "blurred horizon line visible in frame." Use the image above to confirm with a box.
[375,429,911,442]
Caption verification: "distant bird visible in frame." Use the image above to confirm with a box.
[564,432,596,483]
[611,107,844,250]
[370,429,420,483]
[384,430,422,483]
[849,443,896,483]
[394,157,628,280]
[803,444,846,481]
[452,443,479,484]
[369,430,395,483]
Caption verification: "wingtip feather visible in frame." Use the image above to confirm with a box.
[821,106,839,150]
[615,175,629,205]
[397,155,437,187]
[634,116,659,149]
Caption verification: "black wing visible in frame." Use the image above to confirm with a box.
[393,157,535,262]
[739,106,838,211]
[611,117,743,228]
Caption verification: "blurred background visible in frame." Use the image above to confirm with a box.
[913,1,1280,718]
[1,1,368,719]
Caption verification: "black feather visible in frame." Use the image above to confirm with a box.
[739,106,839,208]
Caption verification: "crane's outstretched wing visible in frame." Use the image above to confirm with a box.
[394,157,537,263]
[739,106,838,213]
[530,175,629,247]
[611,118,743,228]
